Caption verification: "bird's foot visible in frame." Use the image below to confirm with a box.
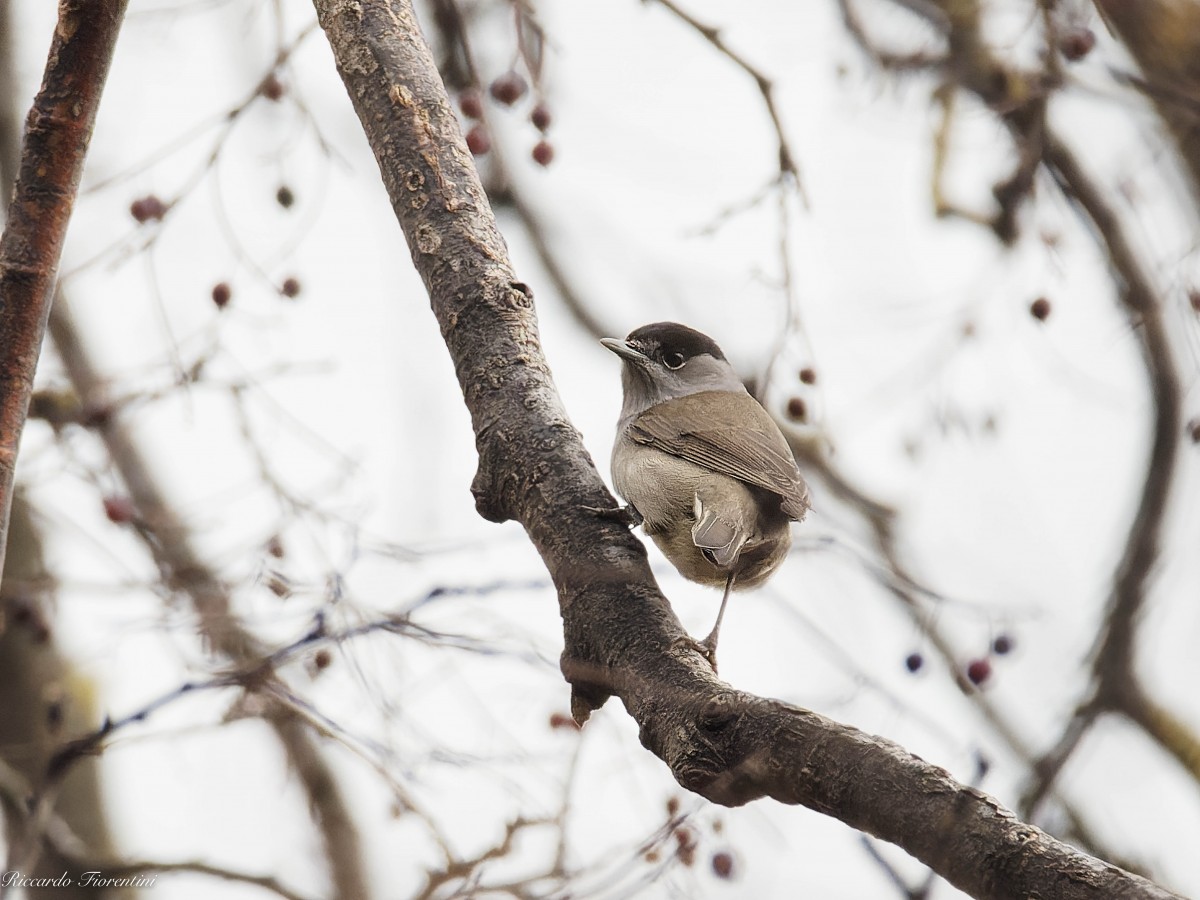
[583,502,643,528]
[673,634,719,674]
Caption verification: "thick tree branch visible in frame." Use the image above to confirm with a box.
[311,2,1179,897]
[0,0,127,576]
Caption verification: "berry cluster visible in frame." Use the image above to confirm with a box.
[459,70,555,167]
[905,632,1015,689]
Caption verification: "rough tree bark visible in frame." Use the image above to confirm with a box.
[0,0,128,575]
[312,1,1181,898]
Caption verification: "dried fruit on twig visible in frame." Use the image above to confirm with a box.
[490,71,528,106]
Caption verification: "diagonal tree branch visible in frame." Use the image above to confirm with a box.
[310,2,1179,897]
[0,0,128,576]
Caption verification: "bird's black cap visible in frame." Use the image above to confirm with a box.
[625,322,727,363]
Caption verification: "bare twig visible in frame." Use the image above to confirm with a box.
[44,297,371,897]
[43,839,317,900]
[650,0,805,199]
[854,0,1191,823]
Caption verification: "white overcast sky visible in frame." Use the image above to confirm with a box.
[6,0,1200,897]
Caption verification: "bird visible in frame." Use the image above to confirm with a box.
[601,321,810,668]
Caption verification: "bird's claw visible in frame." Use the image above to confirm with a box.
[673,634,719,673]
[583,503,643,528]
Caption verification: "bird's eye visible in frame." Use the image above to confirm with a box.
[663,352,686,370]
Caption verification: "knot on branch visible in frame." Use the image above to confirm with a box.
[561,655,617,725]
[470,455,514,523]
[698,692,741,734]
[661,690,761,801]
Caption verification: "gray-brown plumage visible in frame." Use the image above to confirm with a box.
[602,322,810,667]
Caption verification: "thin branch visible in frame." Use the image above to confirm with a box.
[650,0,807,202]
[862,0,1190,819]
[43,841,317,900]
[837,0,946,71]
[44,297,371,898]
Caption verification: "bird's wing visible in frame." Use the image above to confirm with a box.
[629,391,810,520]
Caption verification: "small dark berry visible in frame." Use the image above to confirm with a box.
[548,711,581,730]
[966,658,992,685]
[130,195,166,223]
[1030,297,1051,321]
[992,634,1014,655]
[46,699,64,733]
[531,140,554,167]
[786,397,807,421]
[276,185,295,208]
[466,124,491,156]
[211,282,232,309]
[313,649,332,670]
[666,796,681,817]
[266,535,285,559]
[798,367,817,385]
[905,652,924,673]
[81,403,113,430]
[280,277,301,298]
[103,496,136,524]
[674,827,697,866]
[711,851,735,880]
[1058,28,1096,62]
[10,598,33,624]
[490,71,528,106]
[974,752,992,780]
[261,73,285,101]
[530,103,552,131]
[459,89,484,120]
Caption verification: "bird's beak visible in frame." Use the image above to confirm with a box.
[600,337,650,364]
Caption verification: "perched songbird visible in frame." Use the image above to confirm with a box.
[602,322,810,666]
